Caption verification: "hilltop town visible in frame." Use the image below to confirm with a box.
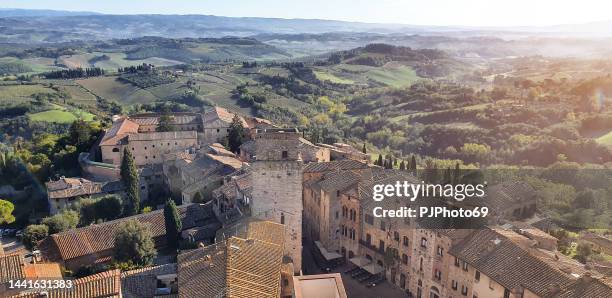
[1,108,610,298]
[1,5,612,298]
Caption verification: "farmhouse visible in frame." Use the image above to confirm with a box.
[39,203,219,271]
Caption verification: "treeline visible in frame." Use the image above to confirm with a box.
[117,63,155,74]
[43,67,104,79]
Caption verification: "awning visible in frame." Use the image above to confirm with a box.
[363,263,384,275]
[349,256,371,267]
[314,241,343,261]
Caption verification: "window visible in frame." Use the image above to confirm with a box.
[462,261,468,272]
[379,240,385,252]
[403,236,409,246]
[400,274,406,289]
[394,231,400,241]
[365,214,374,225]
[475,271,480,282]
[336,190,340,197]
[380,220,386,231]
[112,148,120,152]
[437,246,443,256]
[419,258,423,271]
[280,213,285,224]
[461,286,468,296]
[335,211,339,219]
[144,146,147,150]
[281,151,288,158]
[454,257,460,267]
[402,254,408,264]
[434,269,441,280]
[366,233,371,245]
[421,237,427,248]
[451,280,458,290]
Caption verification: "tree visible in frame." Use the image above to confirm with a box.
[23,224,49,250]
[575,241,593,263]
[410,155,417,173]
[95,195,123,221]
[113,219,157,266]
[362,143,367,154]
[376,154,383,166]
[42,210,79,234]
[157,114,174,132]
[399,160,406,171]
[164,200,182,251]
[121,148,140,216]
[227,114,245,153]
[0,199,15,224]
[69,120,92,150]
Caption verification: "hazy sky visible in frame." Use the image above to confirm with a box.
[2,0,612,27]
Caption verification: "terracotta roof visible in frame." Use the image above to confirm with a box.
[10,269,121,298]
[449,228,574,297]
[121,264,177,298]
[485,181,536,209]
[46,177,103,199]
[203,107,248,127]
[178,220,284,298]
[303,160,369,173]
[130,114,200,126]
[40,204,215,263]
[216,219,284,246]
[127,131,197,141]
[100,118,140,146]
[0,254,26,284]
[317,170,363,192]
[23,263,62,279]
[547,275,612,298]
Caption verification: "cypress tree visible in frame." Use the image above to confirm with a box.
[164,199,182,251]
[376,154,383,166]
[410,155,417,172]
[362,143,367,154]
[399,160,406,171]
[121,148,140,216]
[227,114,245,153]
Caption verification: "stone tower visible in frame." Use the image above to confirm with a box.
[250,128,304,273]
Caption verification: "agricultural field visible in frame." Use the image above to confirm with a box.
[313,70,355,84]
[76,76,162,105]
[322,63,420,87]
[28,103,96,123]
[0,84,55,103]
[58,52,183,70]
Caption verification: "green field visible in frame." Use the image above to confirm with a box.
[314,70,354,84]
[76,76,162,105]
[0,84,54,98]
[367,65,418,87]
[29,104,95,123]
[596,131,612,145]
[59,52,184,70]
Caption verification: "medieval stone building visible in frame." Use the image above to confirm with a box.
[250,128,305,274]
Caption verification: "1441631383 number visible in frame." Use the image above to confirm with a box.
[9,279,74,290]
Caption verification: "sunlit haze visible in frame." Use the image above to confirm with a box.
[2,0,612,27]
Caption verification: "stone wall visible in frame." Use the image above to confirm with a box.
[251,159,303,274]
